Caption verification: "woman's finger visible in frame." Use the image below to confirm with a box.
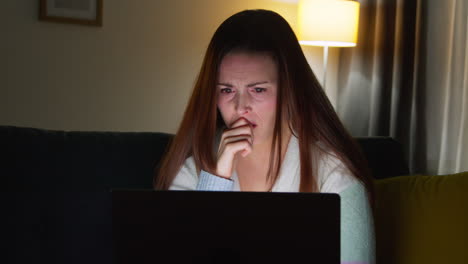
[222,134,253,147]
[221,124,254,144]
[220,139,253,158]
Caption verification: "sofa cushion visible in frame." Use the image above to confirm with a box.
[375,172,468,264]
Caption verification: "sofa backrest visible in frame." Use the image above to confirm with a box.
[356,136,409,179]
[2,125,409,191]
[2,125,172,191]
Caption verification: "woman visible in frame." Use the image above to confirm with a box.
[154,9,375,263]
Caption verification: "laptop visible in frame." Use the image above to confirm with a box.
[112,190,340,264]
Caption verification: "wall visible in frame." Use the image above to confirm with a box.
[1,0,339,133]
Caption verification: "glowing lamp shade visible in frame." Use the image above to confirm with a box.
[298,0,360,47]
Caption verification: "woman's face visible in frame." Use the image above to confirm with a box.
[217,52,279,146]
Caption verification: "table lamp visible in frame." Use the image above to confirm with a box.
[297,0,360,89]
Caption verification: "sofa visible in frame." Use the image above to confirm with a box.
[1,125,467,263]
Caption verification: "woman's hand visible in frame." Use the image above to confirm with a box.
[215,117,254,178]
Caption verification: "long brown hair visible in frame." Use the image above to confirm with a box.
[153,9,373,203]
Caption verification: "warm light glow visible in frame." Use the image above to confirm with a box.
[297,0,360,47]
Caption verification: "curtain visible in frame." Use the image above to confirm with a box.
[336,0,468,175]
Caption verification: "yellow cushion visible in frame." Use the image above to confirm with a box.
[374,172,468,264]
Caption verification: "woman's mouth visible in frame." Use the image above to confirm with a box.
[246,119,257,128]
[235,117,257,128]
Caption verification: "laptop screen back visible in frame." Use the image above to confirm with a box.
[113,190,340,264]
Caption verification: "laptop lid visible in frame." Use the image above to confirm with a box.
[112,190,340,264]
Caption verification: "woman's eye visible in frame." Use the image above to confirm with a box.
[220,88,233,93]
[254,88,266,93]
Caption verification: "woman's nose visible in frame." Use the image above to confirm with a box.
[235,93,252,114]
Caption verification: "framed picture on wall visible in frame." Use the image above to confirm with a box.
[39,0,103,27]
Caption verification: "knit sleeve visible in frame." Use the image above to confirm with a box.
[169,157,234,191]
[339,182,375,264]
[196,170,234,191]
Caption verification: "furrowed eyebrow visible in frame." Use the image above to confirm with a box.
[216,81,269,87]
[217,83,233,87]
[247,81,269,87]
